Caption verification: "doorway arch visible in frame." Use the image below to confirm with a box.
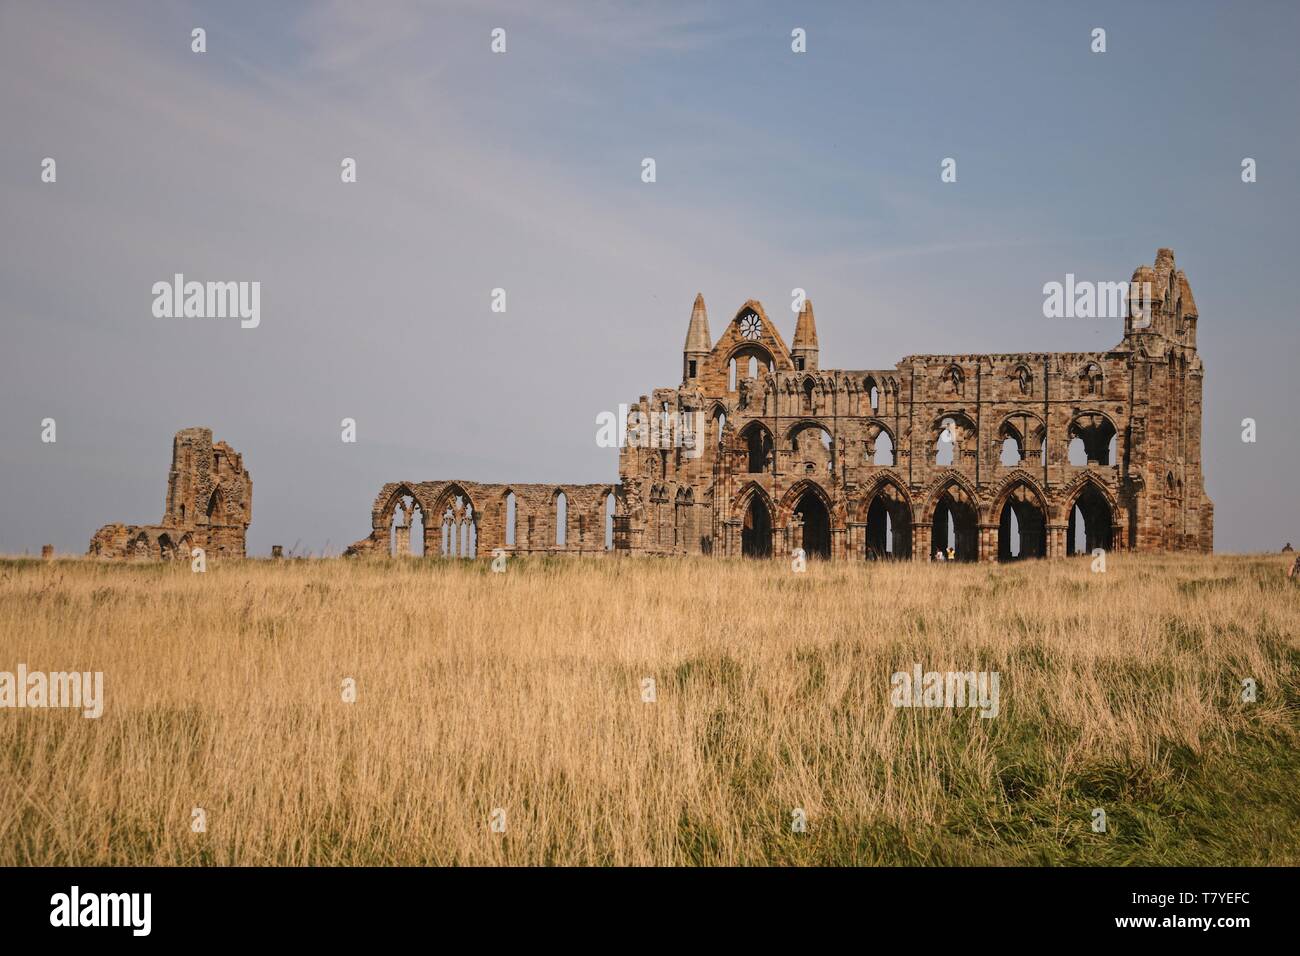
[996,480,1047,561]
[741,491,773,558]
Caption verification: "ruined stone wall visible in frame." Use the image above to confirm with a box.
[353,249,1211,564]
[87,427,252,560]
[615,248,1212,562]
[346,480,618,559]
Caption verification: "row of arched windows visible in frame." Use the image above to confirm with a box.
[388,490,618,556]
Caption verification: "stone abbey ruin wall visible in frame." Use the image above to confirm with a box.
[348,247,1212,563]
[89,249,1211,564]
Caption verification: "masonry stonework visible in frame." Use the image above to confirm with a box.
[352,248,1210,563]
[88,427,252,560]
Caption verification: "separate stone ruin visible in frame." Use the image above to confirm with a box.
[351,248,1212,562]
[88,427,252,561]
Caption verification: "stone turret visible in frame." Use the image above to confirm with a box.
[791,298,819,371]
[683,292,711,383]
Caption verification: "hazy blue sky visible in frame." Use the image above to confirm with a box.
[2,0,1297,554]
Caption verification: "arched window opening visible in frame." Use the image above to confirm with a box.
[440,507,453,556]
[935,434,955,467]
[390,494,424,557]
[741,495,772,558]
[1068,484,1113,555]
[461,504,476,558]
[1069,414,1117,466]
[793,489,831,560]
[1067,437,1088,467]
[873,431,895,466]
[789,424,833,475]
[997,485,1046,561]
[1080,363,1103,396]
[505,492,517,547]
[604,493,616,550]
[1000,437,1022,466]
[554,491,568,546]
[930,488,977,561]
[741,423,773,474]
[728,359,737,392]
[866,484,910,560]
[438,493,473,558]
[207,490,224,525]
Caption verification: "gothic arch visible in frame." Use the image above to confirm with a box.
[859,474,912,560]
[778,478,836,560]
[1067,411,1119,466]
[943,363,965,396]
[1076,360,1105,396]
[430,483,478,557]
[855,472,913,521]
[777,478,840,526]
[920,471,979,524]
[991,475,1049,561]
[1009,362,1034,395]
[374,482,433,527]
[724,342,776,374]
[501,486,521,549]
[924,473,980,562]
[784,418,833,444]
[157,532,177,560]
[928,412,977,468]
[205,487,225,525]
[989,471,1048,521]
[1064,473,1117,555]
[861,418,897,449]
[862,375,880,413]
[997,413,1046,466]
[737,420,774,474]
[730,481,775,522]
[733,481,775,559]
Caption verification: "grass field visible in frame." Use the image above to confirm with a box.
[0,553,1296,866]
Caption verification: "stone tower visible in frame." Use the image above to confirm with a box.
[89,427,252,560]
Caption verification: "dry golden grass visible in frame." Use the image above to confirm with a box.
[0,552,1296,865]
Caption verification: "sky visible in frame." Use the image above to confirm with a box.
[1,0,1297,555]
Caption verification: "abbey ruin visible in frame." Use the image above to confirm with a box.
[347,249,1212,563]
[88,427,252,560]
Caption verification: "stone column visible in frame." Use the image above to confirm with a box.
[979,524,998,563]
[848,521,866,559]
